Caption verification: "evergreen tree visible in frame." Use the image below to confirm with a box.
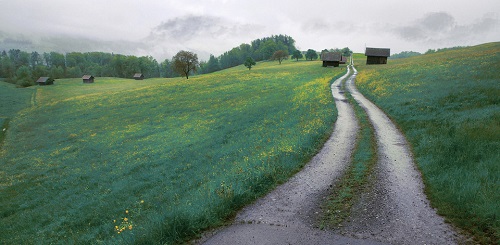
[244,57,256,70]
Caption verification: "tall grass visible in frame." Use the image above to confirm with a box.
[0,60,345,243]
[354,43,500,243]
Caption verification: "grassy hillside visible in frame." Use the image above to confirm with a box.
[0,60,345,243]
[353,42,499,243]
[0,82,35,147]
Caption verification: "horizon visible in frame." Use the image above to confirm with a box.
[1,0,499,61]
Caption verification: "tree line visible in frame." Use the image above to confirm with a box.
[0,34,353,86]
[197,34,298,74]
[0,50,163,87]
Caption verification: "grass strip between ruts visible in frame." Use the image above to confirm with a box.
[319,66,378,229]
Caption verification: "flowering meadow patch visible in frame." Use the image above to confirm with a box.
[0,59,345,243]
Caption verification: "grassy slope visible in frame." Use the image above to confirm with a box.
[0,82,34,147]
[353,43,499,243]
[0,60,345,244]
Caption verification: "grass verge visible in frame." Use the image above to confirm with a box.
[354,43,499,244]
[320,67,378,229]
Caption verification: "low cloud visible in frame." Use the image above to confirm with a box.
[393,12,499,44]
[300,20,368,34]
[0,32,148,58]
[146,15,266,60]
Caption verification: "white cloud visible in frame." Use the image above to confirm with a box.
[0,0,498,59]
[392,12,499,47]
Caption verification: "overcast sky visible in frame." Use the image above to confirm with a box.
[0,0,499,61]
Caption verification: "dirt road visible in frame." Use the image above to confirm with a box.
[338,66,461,244]
[199,65,461,244]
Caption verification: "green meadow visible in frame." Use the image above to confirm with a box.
[0,82,35,147]
[353,42,500,243]
[0,60,344,243]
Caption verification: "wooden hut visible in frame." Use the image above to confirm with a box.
[82,75,94,83]
[340,56,348,64]
[365,47,390,65]
[36,77,54,85]
[321,52,342,67]
[133,73,144,80]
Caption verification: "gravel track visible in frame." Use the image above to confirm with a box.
[199,64,462,244]
[200,67,384,244]
[337,65,461,244]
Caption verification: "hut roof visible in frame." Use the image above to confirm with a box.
[82,75,94,79]
[36,77,51,83]
[365,48,390,57]
[321,52,342,61]
[133,73,144,78]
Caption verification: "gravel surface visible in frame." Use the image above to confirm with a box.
[200,67,386,244]
[339,66,462,244]
[198,65,463,244]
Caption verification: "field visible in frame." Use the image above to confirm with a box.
[353,42,500,243]
[0,82,35,147]
[0,60,345,243]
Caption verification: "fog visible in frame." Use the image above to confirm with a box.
[0,0,498,60]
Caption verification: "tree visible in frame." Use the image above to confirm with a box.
[160,59,177,78]
[30,51,42,68]
[305,49,318,61]
[244,57,256,70]
[172,50,199,79]
[15,65,33,87]
[256,39,278,61]
[272,50,288,64]
[291,50,303,61]
[341,47,353,57]
[204,54,221,74]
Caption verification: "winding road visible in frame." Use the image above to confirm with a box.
[198,63,461,244]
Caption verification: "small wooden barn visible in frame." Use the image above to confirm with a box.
[340,56,348,64]
[321,52,342,67]
[82,75,94,83]
[365,47,390,65]
[133,73,144,80]
[36,77,54,85]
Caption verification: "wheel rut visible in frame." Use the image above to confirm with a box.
[198,63,461,244]
[337,65,461,244]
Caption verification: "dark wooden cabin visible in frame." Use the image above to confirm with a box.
[365,47,390,65]
[321,52,342,67]
[36,77,54,85]
[340,56,348,64]
[82,75,94,83]
[133,73,144,80]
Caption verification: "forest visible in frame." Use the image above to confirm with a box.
[0,34,300,87]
